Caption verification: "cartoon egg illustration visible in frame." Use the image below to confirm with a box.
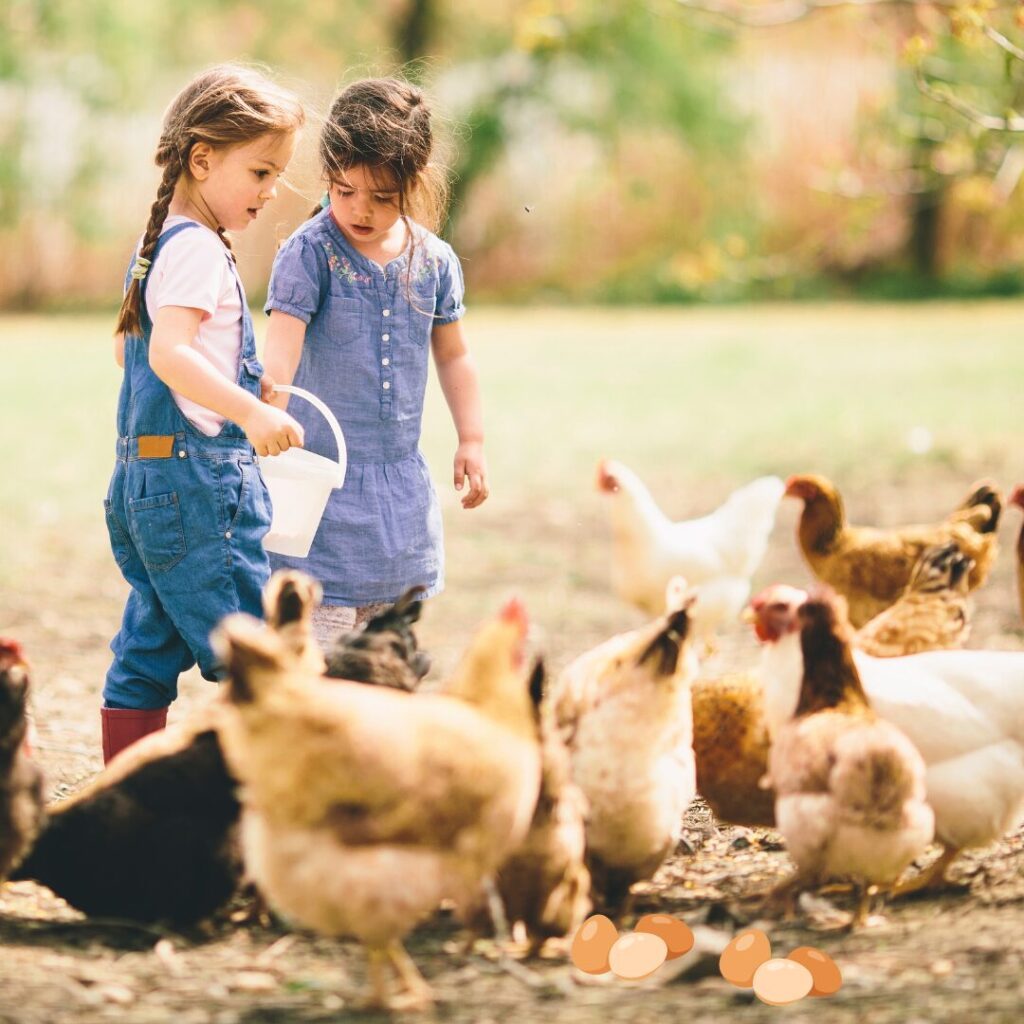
[719,928,772,987]
[752,958,814,1006]
[634,913,694,961]
[787,946,843,997]
[608,932,669,980]
[570,914,618,974]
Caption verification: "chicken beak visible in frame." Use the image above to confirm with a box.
[740,605,757,625]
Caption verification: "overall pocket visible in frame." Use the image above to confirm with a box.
[127,492,187,573]
[103,499,132,570]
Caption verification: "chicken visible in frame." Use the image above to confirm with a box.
[752,583,1024,893]
[1012,485,1024,626]
[13,573,430,926]
[0,640,44,882]
[855,541,973,657]
[11,702,243,925]
[691,545,969,829]
[784,474,1001,628]
[325,586,430,690]
[551,591,699,914]
[213,596,541,1010]
[691,673,775,827]
[597,460,784,643]
[765,588,934,923]
[464,661,591,953]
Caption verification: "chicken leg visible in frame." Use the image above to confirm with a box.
[892,846,962,898]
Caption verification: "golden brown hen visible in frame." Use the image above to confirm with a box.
[693,545,972,831]
[854,541,973,657]
[464,661,591,954]
[214,597,541,1010]
[764,588,934,924]
[784,474,1000,627]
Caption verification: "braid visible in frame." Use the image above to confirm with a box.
[114,159,182,337]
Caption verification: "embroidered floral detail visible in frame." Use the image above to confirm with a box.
[322,240,372,286]
[407,252,438,286]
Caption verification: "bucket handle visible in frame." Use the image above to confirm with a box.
[271,384,347,488]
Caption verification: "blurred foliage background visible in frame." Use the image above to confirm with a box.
[3,0,1024,307]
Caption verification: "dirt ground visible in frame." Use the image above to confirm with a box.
[3,476,1024,1024]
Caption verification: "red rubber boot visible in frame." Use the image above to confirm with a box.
[101,706,168,765]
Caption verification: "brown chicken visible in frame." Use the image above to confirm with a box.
[784,474,1001,627]
[551,592,698,915]
[855,541,973,657]
[0,640,44,881]
[691,674,775,827]
[693,545,971,831]
[1012,485,1024,626]
[13,575,430,927]
[765,588,934,924]
[463,661,591,953]
[214,596,541,1010]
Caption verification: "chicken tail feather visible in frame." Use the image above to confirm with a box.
[638,603,693,676]
[214,614,289,704]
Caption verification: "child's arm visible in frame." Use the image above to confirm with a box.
[261,311,308,410]
[149,305,304,456]
[431,320,488,509]
[114,333,125,368]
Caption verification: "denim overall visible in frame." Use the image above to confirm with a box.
[103,221,272,710]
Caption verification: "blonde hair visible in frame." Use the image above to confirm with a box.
[116,64,304,337]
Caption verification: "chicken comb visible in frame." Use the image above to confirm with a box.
[1010,484,1024,510]
[595,459,619,494]
[0,638,25,663]
[748,584,808,611]
[500,596,529,632]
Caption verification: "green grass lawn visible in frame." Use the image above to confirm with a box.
[1,301,1021,676]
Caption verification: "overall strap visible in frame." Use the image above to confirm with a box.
[124,221,206,336]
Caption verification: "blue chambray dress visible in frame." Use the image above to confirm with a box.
[264,209,464,606]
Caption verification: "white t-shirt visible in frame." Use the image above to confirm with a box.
[143,216,243,436]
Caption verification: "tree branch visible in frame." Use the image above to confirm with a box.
[914,67,1024,131]
[983,23,1024,63]
[671,0,1013,29]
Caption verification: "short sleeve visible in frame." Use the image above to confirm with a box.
[434,243,465,325]
[148,229,227,316]
[265,234,326,323]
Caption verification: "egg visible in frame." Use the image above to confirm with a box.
[787,946,843,997]
[719,928,772,987]
[570,914,618,974]
[634,913,694,961]
[752,958,814,1006]
[608,932,668,980]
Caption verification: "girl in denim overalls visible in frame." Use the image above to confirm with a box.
[263,79,489,647]
[102,66,305,763]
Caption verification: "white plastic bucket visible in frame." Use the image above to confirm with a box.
[259,385,347,558]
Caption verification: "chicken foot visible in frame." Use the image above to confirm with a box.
[361,942,435,1012]
[892,846,963,898]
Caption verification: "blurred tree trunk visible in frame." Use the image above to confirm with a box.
[394,0,436,70]
[909,137,947,279]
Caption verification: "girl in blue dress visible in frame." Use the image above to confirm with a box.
[263,78,488,644]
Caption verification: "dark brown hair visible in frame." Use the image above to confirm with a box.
[115,64,304,337]
[315,77,448,234]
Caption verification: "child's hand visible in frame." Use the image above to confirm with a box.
[454,441,488,509]
[260,372,277,403]
[242,402,305,457]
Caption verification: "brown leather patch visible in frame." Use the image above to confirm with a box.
[137,435,175,459]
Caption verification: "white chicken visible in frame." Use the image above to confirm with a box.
[551,585,699,914]
[597,461,784,645]
[751,584,1024,893]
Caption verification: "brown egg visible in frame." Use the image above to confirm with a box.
[752,958,814,1006]
[719,928,772,987]
[570,914,618,974]
[608,932,668,980]
[634,913,695,961]
[787,946,843,997]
